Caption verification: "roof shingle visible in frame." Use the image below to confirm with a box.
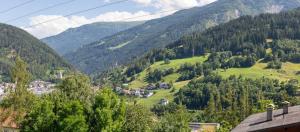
[232,105,300,132]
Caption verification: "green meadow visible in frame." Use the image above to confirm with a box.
[128,55,299,108]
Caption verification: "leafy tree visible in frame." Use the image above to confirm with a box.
[21,99,88,132]
[1,57,36,120]
[267,60,282,69]
[151,102,181,116]
[217,121,232,132]
[21,99,56,132]
[57,74,92,105]
[252,100,274,113]
[11,57,31,88]
[57,101,88,132]
[147,69,163,83]
[164,58,171,64]
[154,105,191,132]
[90,88,126,132]
[122,104,154,132]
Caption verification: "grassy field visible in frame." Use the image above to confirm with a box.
[136,80,190,108]
[217,62,300,83]
[128,56,207,108]
[129,56,208,89]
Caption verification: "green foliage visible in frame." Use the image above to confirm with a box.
[21,99,56,132]
[20,73,92,132]
[21,81,127,132]
[217,121,232,132]
[252,100,274,113]
[151,102,181,116]
[57,101,88,132]
[1,57,35,112]
[11,57,31,90]
[122,104,154,132]
[57,74,92,105]
[146,68,174,83]
[270,39,300,63]
[175,74,300,128]
[164,58,171,64]
[154,105,191,132]
[267,60,282,69]
[90,88,126,132]
[21,99,88,132]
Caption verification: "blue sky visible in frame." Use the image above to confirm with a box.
[0,0,216,38]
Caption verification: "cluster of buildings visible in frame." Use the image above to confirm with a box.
[115,87,154,98]
[0,80,55,101]
[145,82,171,90]
[114,82,171,99]
[28,80,55,96]
[159,98,169,105]
[0,83,15,101]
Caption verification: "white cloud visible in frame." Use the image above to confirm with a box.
[23,11,158,38]
[197,0,218,6]
[133,0,217,10]
[133,0,152,5]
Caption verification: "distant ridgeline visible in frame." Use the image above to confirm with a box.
[65,0,300,75]
[123,8,300,78]
[42,21,144,55]
[0,23,72,82]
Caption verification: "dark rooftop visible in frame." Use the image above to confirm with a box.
[232,105,300,132]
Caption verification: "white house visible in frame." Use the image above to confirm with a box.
[143,92,154,98]
[131,89,141,97]
[160,98,169,105]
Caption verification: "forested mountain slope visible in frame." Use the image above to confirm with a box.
[66,0,300,74]
[42,21,143,55]
[0,23,72,82]
[124,8,300,78]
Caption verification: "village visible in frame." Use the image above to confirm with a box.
[114,82,171,105]
[1,80,172,105]
[0,80,55,101]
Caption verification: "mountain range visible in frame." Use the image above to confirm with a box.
[42,21,144,55]
[63,0,300,75]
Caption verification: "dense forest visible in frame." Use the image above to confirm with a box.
[0,23,72,82]
[174,74,299,127]
[124,8,300,78]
